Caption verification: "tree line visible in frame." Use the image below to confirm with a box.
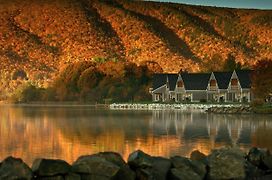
[10,61,153,103]
[8,57,272,106]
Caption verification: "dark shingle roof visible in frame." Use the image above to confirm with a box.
[168,74,178,91]
[182,73,211,90]
[152,70,252,91]
[152,74,167,90]
[213,72,233,89]
[236,70,252,89]
[152,74,178,91]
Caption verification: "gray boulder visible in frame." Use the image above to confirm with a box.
[257,174,272,180]
[72,155,120,179]
[190,150,207,164]
[127,150,154,180]
[247,147,267,168]
[128,150,153,169]
[80,174,113,180]
[263,155,272,170]
[171,156,206,179]
[208,147,246,180]
[152,157,172,180]
[32,158,71,177]
[134,168,153,180]
[247,147,272,170]
[37,176,64,180]
[95,152,135,180]
[0,156,33,180]
[169,168,202,180]
[65,173,81,180]
[128,150,171,180]
[245,161,265,179]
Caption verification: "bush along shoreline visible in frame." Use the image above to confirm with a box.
[1,147,272,180]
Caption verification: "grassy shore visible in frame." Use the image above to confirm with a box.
[0,101,109,108]
[253,104,272,114]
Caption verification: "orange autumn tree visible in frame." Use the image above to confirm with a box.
[251,59,272,104]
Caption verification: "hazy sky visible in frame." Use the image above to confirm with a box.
[150,0,272,9]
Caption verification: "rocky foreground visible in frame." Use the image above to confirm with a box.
[1,147,272,180]
[206,106,253,114]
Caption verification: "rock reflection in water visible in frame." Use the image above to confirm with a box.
[0,105,272,165]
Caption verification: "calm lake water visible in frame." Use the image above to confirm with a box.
[0,105,272,165]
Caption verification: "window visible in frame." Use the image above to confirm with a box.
[177,81,183,87]
[154,94,161,101]
[209,79,217,90]
[210,79,216,86]
[231,79,238,86]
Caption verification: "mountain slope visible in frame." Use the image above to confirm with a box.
[0,0,271,96]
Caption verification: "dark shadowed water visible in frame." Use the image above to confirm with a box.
[0,105,272,165]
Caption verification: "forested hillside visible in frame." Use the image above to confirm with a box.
[0,0,271,100]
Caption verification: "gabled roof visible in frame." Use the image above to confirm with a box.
[152,74,178,91]
[152,70,252,92]
[152,74,167,90]
[182,73,211,90]
[213,72,233,89]
[236,70,252,89]
[152,85,167,94]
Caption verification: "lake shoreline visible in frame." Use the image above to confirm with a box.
[1,101,271,114]
[1,147,272,180]
[110,103,253,114]
[0,101,109,108]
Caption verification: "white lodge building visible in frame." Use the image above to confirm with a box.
[150,70,253,103]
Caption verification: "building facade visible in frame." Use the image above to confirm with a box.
[150,70,252,103]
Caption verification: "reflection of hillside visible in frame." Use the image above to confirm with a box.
[0,106,272,166]
[51,109,152,144]
[0,106,61,164]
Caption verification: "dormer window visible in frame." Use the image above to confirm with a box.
[230,78,239,90]
[210,79,216,87]
[231,79,238,86]
[209,79,217,90]
[177,81,183,88]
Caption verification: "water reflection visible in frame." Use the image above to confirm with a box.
[0,105,272,165]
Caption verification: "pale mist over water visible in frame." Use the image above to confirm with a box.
[0,105,272,165]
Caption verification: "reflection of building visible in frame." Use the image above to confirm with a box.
[151,110,271,152]
[150,70,252,103]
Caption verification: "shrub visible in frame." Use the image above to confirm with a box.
[251,99,264,108]
[9,83,42,103]
[41,87,57,101]
[51,61,152,102]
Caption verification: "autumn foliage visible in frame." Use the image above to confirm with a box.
[251,59,272,104]
[52,61,152,102]
[0,0,272,98]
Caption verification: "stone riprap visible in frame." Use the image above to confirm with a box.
[206,106,252,114]
[1,147,272,180]
[109,103,252,113]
